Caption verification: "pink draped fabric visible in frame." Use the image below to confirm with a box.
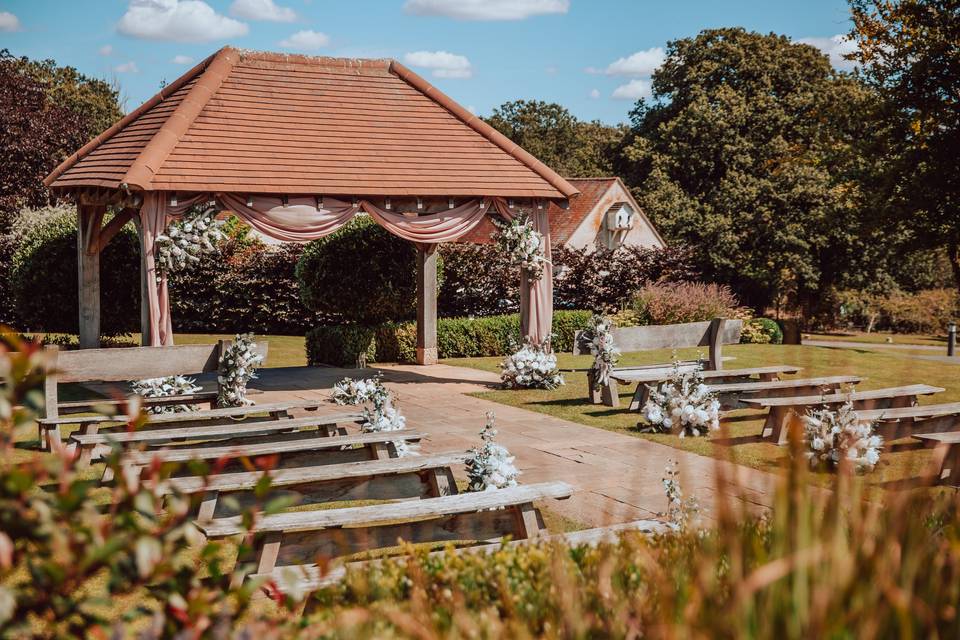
[138,192,553,350]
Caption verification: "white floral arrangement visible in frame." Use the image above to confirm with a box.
[154,203,227,279]
[492,212,549,280]
[802,401,882,473]
[129,375,201,415]
[500,341,564,390]
[331,375,388,407]
[466,412,520,491]
[217,334,264,408]
[331,374,416,456]
[585,313,620,390]
[640,363,721,438]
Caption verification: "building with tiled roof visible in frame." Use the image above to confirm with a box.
[460,177,665,251]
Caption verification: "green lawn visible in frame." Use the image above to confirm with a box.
[446,344,960,492]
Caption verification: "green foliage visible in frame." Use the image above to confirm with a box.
[296,217,427,325]
[631,282,744,325]
[305,325,377,367]
[10,208,140,336]
[486,99,627,178]
[740,317,784,344]
[838,288,958,334]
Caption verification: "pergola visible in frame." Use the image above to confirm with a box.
[43,47,578,364]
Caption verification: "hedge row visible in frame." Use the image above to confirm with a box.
[306,310,592,366]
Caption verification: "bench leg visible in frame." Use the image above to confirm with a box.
[629,384,649,412]
[932,443,960,486]
[44,424,63,452]
[369,442,391,460]
[600,379,619,408]
[513,502,546,539]
[761,407,790,443]
[197,490,220,521]
[758,373,780,382]
[587,371,602,404]
[426,467,457,497]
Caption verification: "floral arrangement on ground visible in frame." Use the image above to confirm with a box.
[802,401,882,473]
[500,341,564,390]
[465,412,520,491]
[641,362,720,437]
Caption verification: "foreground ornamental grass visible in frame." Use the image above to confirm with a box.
[1,335,959,638]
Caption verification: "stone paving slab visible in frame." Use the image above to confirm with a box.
[247,363,778,528]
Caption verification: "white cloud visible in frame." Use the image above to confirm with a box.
[230,0,296,22]
[0,11,21,32]
[404,0,568,21]
[99,44,114,56]
[114,61,140,73]
[171,54,195,64]
[589,88,600,99]
[612,78,652,100]
[592,47,665,76]
[403,50,473,79]
[117,0,249,43]
[798,34,858,70]
[278,29,330,51]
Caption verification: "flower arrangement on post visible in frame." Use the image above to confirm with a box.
[500,340,564,390]
[466,412,520,491]
[155,203,227,279]
[492,212,549,280]
[802,401,882,473]
[640,362,720,437]
[585,313,620,390]
[330,374,417,456]
[129,375,202,414]
[217,334,264,408]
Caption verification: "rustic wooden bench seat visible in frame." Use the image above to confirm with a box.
[40,340,268,450]
[854,402,960,440]
[744,384,945,444]
[620,365,802,410]
[70,413,363,465]
[39,400,325,450]
[706,375,862,409]
[262,518,673,594]
[912,433,960,486]
[160,452,468,520]
[199,481,574,582]
[573,318,743,407]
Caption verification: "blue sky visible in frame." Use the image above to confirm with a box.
[0,0,855,124]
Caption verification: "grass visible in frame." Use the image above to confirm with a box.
[446,343,960,492]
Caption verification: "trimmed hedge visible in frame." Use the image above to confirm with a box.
[305,310,592,366]
[740,318,784,344]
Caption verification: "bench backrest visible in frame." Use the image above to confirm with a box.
[573,318,742,370]
[43,340,268,418]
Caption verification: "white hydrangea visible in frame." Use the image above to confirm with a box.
[466,412,520,491]
[500,341,564,390]
[802,401,883,473]
[129,375,201,415]
[331,375,388,407]
[585,313,620,389]
[492,212,549,280]
[154,203,227,280]
[217,333,264,408]
[332,375,416,457]
[641,362,721,438]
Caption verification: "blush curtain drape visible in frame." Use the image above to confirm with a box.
[137,193,552,348]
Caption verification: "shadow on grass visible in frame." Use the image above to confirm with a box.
[711,434,766,446]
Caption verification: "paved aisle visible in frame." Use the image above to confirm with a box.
[250,364,777,527]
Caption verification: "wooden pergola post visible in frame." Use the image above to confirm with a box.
[416,244,438,365]
[77,204,104,349]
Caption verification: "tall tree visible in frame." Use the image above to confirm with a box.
[0,50,123,226]
[848,0,960,291]
[617,28,881,313]
[486,100,626,177]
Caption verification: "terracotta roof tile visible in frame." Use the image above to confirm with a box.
[46,48,578,200]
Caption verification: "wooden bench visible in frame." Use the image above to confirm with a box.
[116,430,427,482]
[912,433,960,486]
[706,375,862,409]
[198,481,574,583]
[744,384,946,445]
[70,413,363,466]
[854,402,960,440]
[158,452,468,520]
[39,400,324,453]
[40,340,268,450]
[573,318,743,407]
[621,365,801,410]
[264,518,673,594]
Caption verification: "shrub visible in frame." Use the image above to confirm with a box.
[297,217,430,325]
[305,325,377,367]
[838,288,958,334]
[631,282,745,325]
[10,208,140,336]
[740,318,784,344]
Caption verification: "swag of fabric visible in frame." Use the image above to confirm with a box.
[138,192,553,349]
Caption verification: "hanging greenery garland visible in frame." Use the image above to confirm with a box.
[492,212,549,280]
[154,202,227,280]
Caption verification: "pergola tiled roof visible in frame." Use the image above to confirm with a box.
[45,47,578,200]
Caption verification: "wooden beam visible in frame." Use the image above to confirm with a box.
[416,244,438,365]
[77,205,104,349]
[94,207,137,253]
